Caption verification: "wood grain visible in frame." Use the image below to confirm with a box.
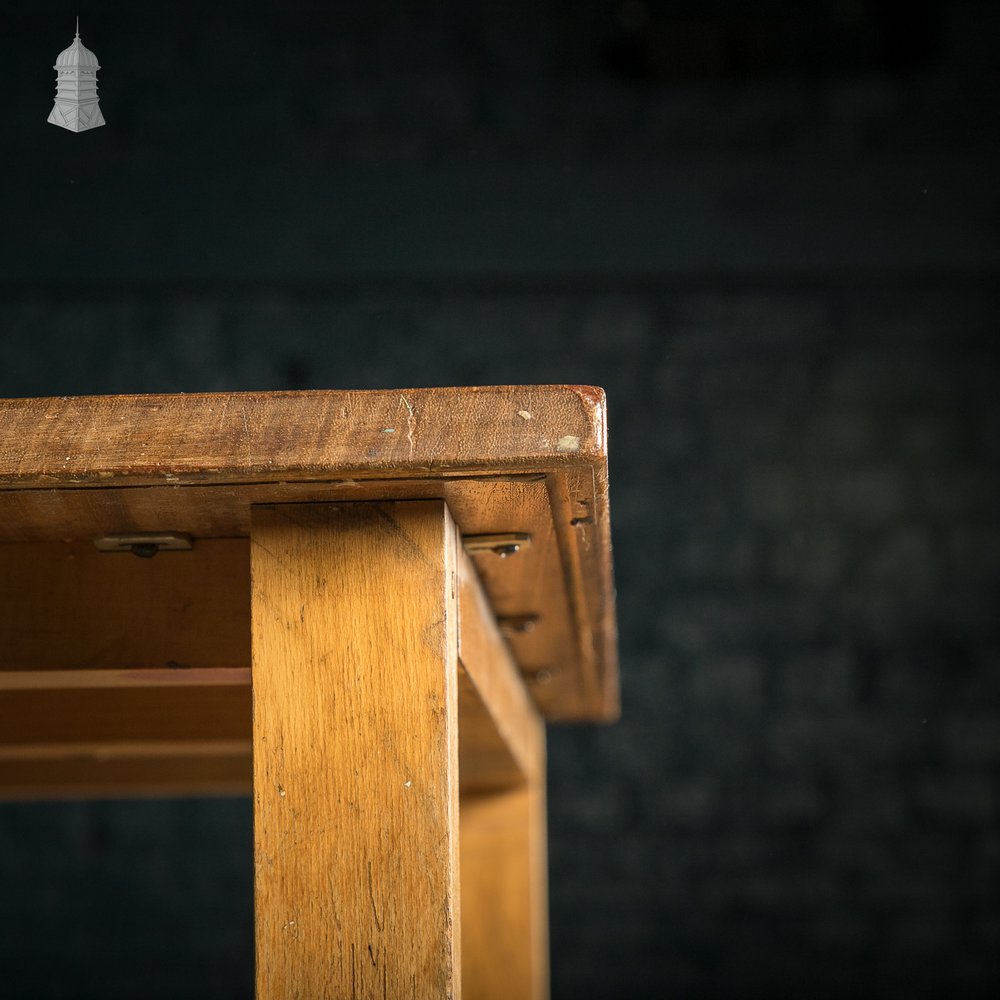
[0,663,534,800]
[458,546,544,791]
[251,500,462,999]
[0,544,543,801]
[0,474,612,719]
[461,781,548,1000]
[0,386,618,721]
[0,752,251,800]
[0,539,250,671]
[0,668,252,799]
[458,543,549,999]
[0,387,605,487]
[0,682,250,747]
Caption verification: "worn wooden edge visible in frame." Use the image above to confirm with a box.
[0,386,606,487]
[546,462,620,722]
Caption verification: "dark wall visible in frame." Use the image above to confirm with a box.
[1,3,999,998]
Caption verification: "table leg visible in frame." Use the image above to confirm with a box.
[454,538,550,1000]
[251,500,462,999]
[461,777,548,1000]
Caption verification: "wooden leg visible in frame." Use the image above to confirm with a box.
[457,546,550,1000]
[251,501,462,999]
[460,766,548,1000]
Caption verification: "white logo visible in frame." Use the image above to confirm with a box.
[48,17,106,132]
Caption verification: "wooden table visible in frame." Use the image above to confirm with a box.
[0,387,618,999]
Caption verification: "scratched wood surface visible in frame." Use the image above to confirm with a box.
[251,501,462,999]
[0,386,617,721]
[0,387,605,486]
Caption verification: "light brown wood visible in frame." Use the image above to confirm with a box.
[0,542,545,801]
[461,781,548,1000]
[457,543,549,1000]
[251,500,462,999]
[0,479,600,719]
[0,387,605,487]
[0,546,544,799]
[0,664,534,801]
[0,539,250,671]
[0,387,619,997]
[0,476,544,544]
[458,547,544,790]
[0,480,588,717]
[0,386,618,721]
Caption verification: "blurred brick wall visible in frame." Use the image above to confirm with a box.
[1,3,998,998]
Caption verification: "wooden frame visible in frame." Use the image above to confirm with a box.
[0,387,617,998]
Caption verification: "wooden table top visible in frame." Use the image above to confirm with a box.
[0,387,618,721]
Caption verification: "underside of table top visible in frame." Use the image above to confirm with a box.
[0,386,618,721]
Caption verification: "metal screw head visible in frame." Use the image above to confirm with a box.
[94,532,193,555]
[498,614,538,636]
[462,533,532,557]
